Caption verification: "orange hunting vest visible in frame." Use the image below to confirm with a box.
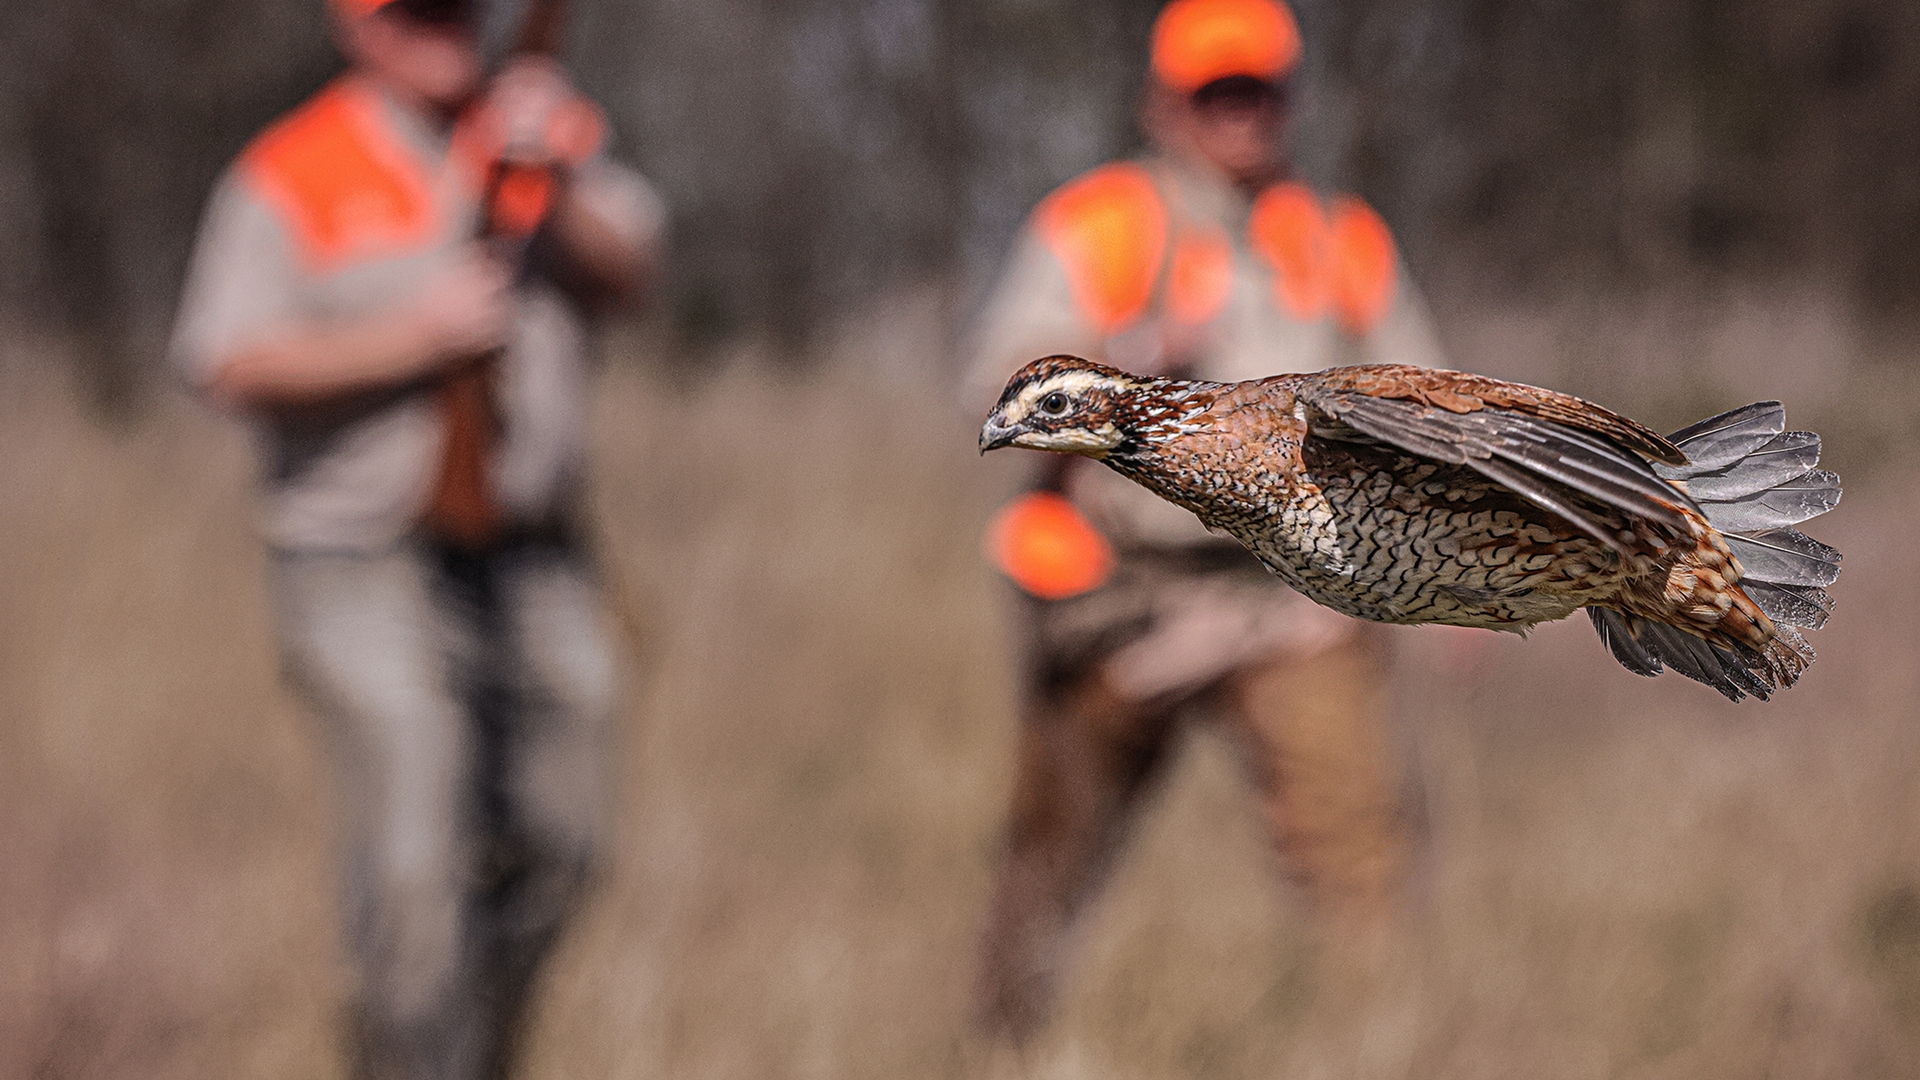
[237,78,603,273]
[238,80,469,273]
[991,163,1402,600]
[1033,161,1398,339]
[236,79,598,548]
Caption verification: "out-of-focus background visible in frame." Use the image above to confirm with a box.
[6,1,1920,1076]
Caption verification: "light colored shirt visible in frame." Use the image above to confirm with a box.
[171,75,664,553]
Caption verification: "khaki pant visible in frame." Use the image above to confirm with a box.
[272,537,616,1080]
[976,558,1410,1041]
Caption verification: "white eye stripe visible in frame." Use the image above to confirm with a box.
[1032,370,1114,397]
[1001,368,1136,426]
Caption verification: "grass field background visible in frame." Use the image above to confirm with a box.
[5,288,1920,1078]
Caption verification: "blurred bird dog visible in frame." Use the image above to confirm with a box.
[983,356,1841,701]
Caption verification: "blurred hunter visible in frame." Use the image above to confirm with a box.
[169,0,663,1075]
[965,0,1446,1040]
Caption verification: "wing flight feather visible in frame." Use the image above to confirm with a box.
[1296,371,1700,549]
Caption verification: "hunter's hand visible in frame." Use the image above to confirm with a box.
[478,57,603,167]
[204,247,513,408]
[414,245,513,362]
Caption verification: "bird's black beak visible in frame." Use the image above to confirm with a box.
[979,416,1020,454]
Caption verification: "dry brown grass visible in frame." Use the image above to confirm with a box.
[5,290,1920,1078]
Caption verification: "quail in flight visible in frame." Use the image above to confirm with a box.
[980,356,1841,701]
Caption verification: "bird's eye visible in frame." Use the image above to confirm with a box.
[1039,391,1070,416]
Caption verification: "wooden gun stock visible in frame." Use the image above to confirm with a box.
[423,0,577,549]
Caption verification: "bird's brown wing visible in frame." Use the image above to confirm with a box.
[1297,365,1687,462]
[1293,365,1700,552]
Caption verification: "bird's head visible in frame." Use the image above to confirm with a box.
[978,355,1168,458]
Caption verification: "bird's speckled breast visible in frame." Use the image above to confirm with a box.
[1264,445,1636,627]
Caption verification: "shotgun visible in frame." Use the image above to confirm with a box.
[423,0,573,549]
[480,0,572,239]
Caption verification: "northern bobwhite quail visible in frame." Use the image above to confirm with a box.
[979,355,1841,701]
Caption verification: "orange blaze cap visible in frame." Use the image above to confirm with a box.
[1150,0,1302,93]
[330,0,399,17]
[986,492,1115,601]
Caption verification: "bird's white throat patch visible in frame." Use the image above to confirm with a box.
[1010,425,1122,455]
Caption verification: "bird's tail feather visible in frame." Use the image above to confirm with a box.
[1658,402,1842,604]
[1586,403,1841,701]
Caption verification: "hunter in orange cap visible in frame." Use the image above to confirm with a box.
[171,1,666,1076]
[966,0,1449,1051]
